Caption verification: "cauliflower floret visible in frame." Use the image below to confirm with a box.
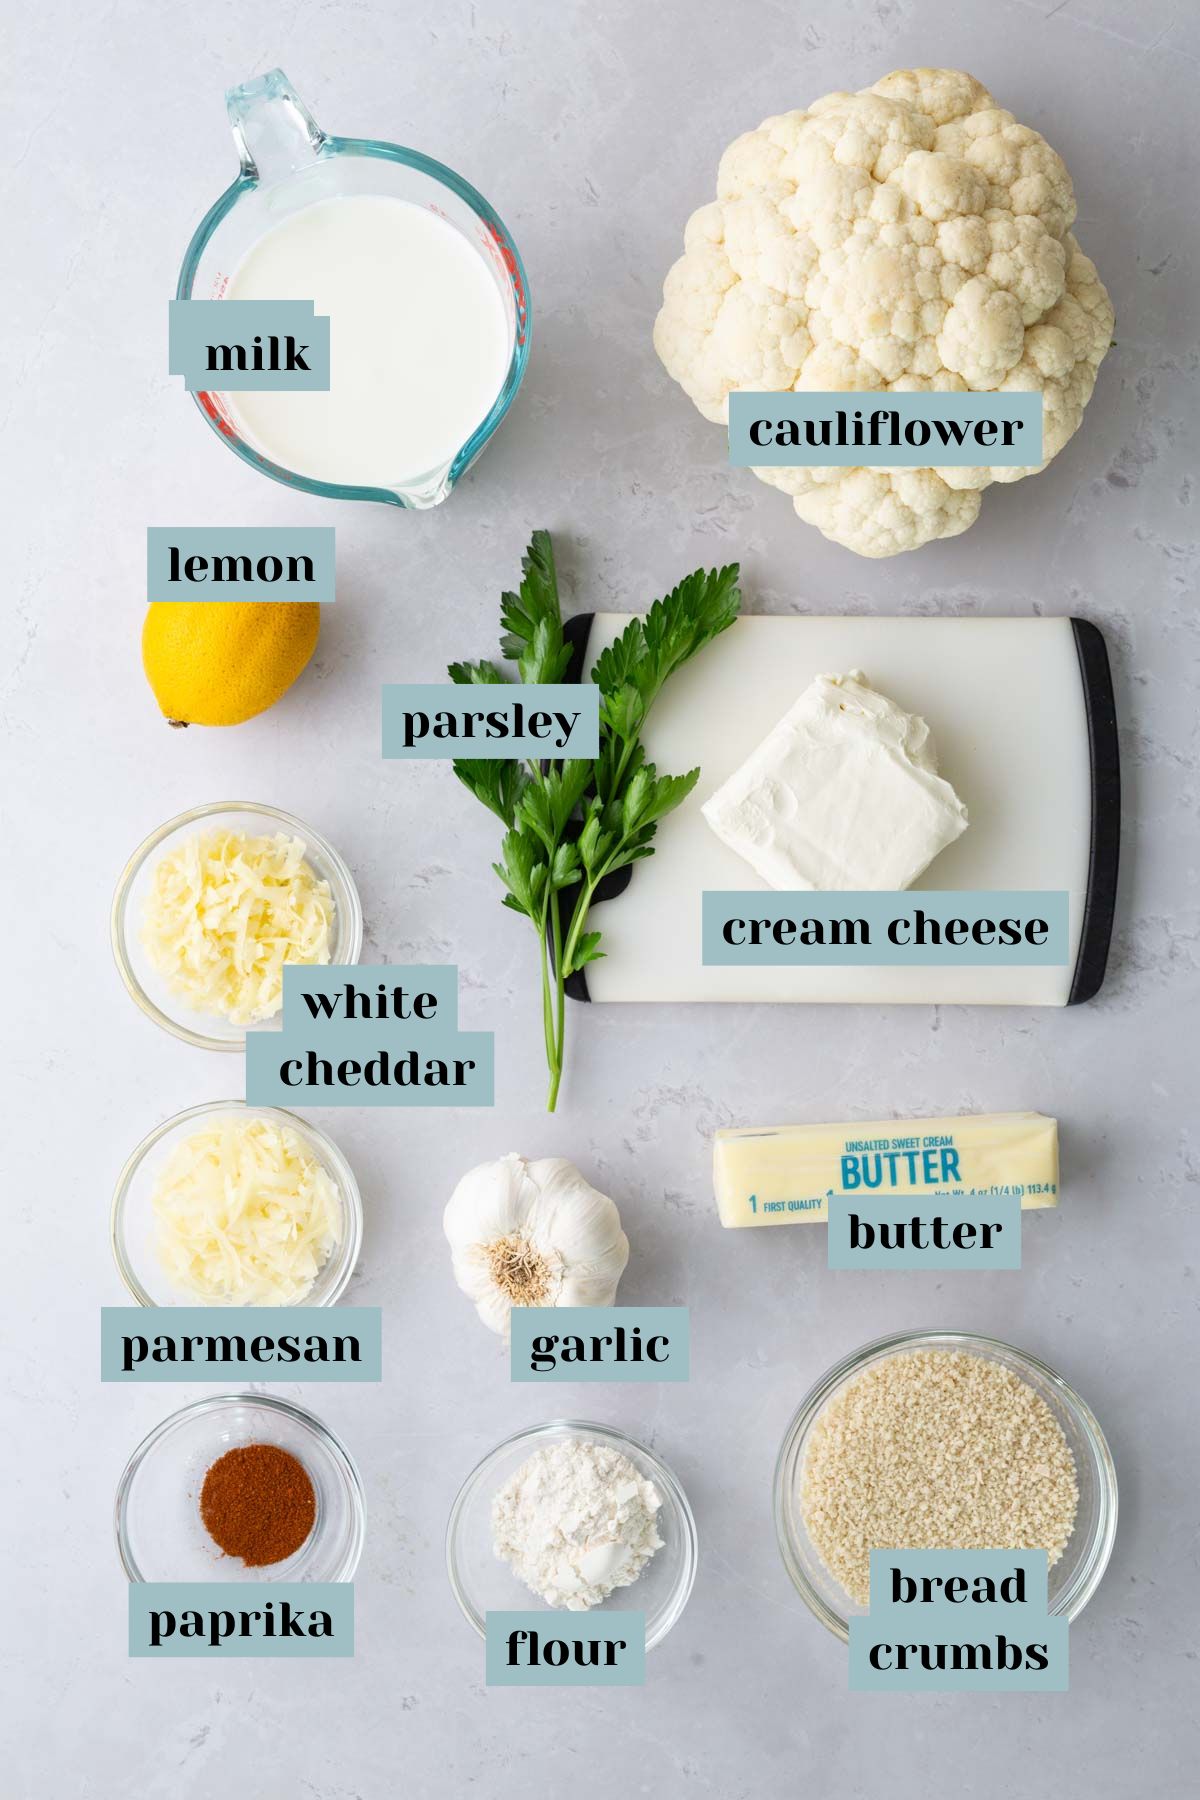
[653,67,1114,557]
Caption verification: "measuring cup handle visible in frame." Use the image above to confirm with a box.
[226,69,325,183]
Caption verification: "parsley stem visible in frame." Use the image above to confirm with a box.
[552,895,567,1102]
[560,826,634,977]
[560,880,598,980]
[537,894,556,1076]
[546,933,564,1111]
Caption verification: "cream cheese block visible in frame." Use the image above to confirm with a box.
[700,670,968,891]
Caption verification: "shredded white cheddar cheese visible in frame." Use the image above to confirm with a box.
[141,828,334,1026]
[152,1114,341,1305]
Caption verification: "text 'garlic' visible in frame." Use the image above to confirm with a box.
[443,1153,630,1336]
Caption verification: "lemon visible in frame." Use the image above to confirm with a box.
[142,601,320,727]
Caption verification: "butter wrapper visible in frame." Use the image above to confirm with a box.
[713,1112,1058,1228]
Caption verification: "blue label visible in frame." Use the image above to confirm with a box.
[101,1308,381,1382]
[129,1583,353,1657]
[169,300,330,392]
[849,1551,1067,1691]
[702,892,1068,966]
[485,1611,645,1685]
[509,1307,689,1382]
[147,527,335,602]
[729,391,1042,467]
[245,964,494,1109]
[383,684,599,759]
[828,1195,1022,1269]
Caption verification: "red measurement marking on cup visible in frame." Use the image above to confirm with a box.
[483,224,527,340]
[198,391,236,438]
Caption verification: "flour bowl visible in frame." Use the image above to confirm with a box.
[446,1419,698,1652]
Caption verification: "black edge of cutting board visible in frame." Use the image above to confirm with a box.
[557,611,1122,1007]
[1067,616,1121,1005]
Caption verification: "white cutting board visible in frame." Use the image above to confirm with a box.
[569,614,1116,1006]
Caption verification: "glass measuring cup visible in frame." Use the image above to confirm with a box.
[177,70,531,508]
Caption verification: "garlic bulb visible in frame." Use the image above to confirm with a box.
[444,1153,630,1335]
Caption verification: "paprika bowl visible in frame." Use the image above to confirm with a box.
[116,1393,365,1582]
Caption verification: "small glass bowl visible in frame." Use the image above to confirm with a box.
[111,800,363,1052]
[774,1329,1117,1641]
[446,1419,698,1652]
[116,1392,365,1582]
[111,1100,363,1307]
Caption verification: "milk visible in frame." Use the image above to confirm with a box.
[224,195,511,487]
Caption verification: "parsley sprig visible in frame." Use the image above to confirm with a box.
[451,531,740,1110]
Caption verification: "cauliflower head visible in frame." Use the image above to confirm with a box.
[654,68,1114,557]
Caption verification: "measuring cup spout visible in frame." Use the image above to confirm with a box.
[226,69,325,184]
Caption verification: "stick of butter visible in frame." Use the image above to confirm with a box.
[713,1112,1058,1228]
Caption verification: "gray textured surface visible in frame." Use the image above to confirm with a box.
[4,0,1198,1794]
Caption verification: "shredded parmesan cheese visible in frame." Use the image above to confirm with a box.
[141,828,334,1026]
[152,1114,341,1305]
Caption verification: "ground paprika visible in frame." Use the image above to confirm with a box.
[199,1442,316,1566]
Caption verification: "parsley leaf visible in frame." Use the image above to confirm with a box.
[499,530,574,684]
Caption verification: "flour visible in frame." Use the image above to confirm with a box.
[491,1439,664,1610]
